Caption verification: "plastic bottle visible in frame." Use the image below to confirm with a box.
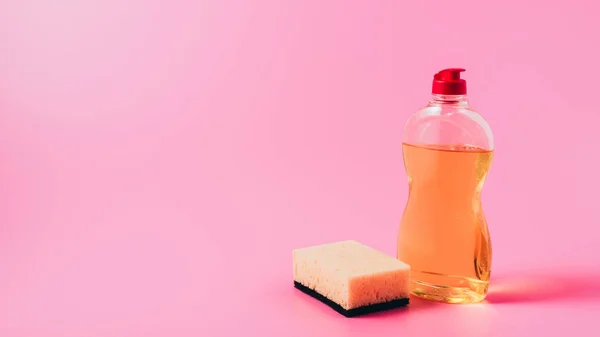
[397,68,494,304]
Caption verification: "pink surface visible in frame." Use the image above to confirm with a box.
[1,0,599,336]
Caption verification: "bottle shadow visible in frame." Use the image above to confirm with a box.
[486,271,600,304]
[365,270,600,318]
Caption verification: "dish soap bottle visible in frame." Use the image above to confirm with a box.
[397,68,494,304]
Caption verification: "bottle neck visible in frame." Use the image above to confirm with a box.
[429,94,469,106]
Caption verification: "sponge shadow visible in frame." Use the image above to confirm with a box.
[486,271,600,304]
[358,296,444,318]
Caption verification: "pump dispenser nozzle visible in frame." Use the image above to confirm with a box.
[432,68,467,95]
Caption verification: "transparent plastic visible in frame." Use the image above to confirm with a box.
[397,94,494,304]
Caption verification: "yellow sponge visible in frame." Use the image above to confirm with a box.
[293,240,410,317]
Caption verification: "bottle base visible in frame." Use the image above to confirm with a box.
[410,271,489,304]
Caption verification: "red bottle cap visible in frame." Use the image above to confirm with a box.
[432,68,467,95]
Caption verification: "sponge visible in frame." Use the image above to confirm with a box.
[293,240,410,317]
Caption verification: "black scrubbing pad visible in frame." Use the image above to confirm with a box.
[294,281,409,317]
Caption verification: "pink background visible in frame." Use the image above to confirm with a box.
[1,0,599,336]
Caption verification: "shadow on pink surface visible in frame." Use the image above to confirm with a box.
[486,271,600,304]
[289,283,444,319]
[355,296,444,319]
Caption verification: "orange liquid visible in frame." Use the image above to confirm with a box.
[397,143,493,303]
